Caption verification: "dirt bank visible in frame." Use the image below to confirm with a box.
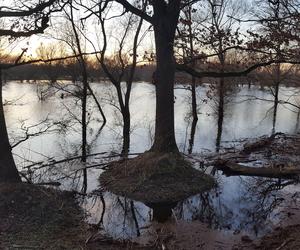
[0,183,87,249]
[0,183,150,249]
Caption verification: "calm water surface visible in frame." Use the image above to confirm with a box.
[3,81,300,239]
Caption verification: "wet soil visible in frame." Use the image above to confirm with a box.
[237,224,300,250]
[0,183,87,249]
[0,183,150,249]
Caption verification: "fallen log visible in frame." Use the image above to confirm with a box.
[214,160,300,179]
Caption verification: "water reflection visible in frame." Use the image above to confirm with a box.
[4,82,300,160]
[147,202,177,223]
[3,81,300,240]
[18,139,300,240]
[79,173,299,239]
[83,192,150,238]
[176,176,299,236]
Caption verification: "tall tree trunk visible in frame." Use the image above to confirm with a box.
[69,3,88,194]
[191,78,198,121]
[272,63,280,134]
[272,83,279,134]
[81,76,88,193]
[186,6,198,154]
[151,2,180,153]
[216,51,225,152]
[188,77,198,154]
[69,2,88,163]
[121,106,130,156]
[81,76,88,162]
[187,6,198,123]
[188,117,197,154]
[98,12,143,157]
[216,77,224,152]
[0,69,21,182]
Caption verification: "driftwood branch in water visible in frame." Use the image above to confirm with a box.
[35,182,61,186]
[214,160,300,179]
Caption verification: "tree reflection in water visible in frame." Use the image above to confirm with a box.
[174,176,299,237]
[79,172,299,239]
[26,153,300,240]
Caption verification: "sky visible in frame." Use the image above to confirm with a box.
[0,0,156,59]
[0,0,260,60]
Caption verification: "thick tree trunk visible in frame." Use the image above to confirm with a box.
[151,3,180,153]
[0,70,21,182]
[151,33,178,152]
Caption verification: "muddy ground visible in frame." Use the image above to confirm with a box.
[0,183,150,249]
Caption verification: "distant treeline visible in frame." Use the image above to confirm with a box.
[3,62,156,83]
[3,60,300,87]
[176,62,300,88]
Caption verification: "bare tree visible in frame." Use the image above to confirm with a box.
[176,3,205,154]
[80,0,183,153]
[83,2,144,156]
[35,42,65,83]
[47,1,107,169]
[0,0,60,182]
[250,0,299,133]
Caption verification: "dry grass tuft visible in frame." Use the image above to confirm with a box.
[100,152,215,204]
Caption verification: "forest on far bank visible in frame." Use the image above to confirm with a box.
[4,60,300,88]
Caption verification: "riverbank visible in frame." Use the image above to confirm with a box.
[0,183,87,249]
[0,183,152,249]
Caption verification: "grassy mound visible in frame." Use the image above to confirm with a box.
[100,152,215,204]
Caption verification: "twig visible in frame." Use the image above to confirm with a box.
[24,151,109,170]
[275,238,294,250]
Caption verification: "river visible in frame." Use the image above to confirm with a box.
[3,81,300,239]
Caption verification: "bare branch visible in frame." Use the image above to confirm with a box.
[115,0,153,24]
[176,60,300,78]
